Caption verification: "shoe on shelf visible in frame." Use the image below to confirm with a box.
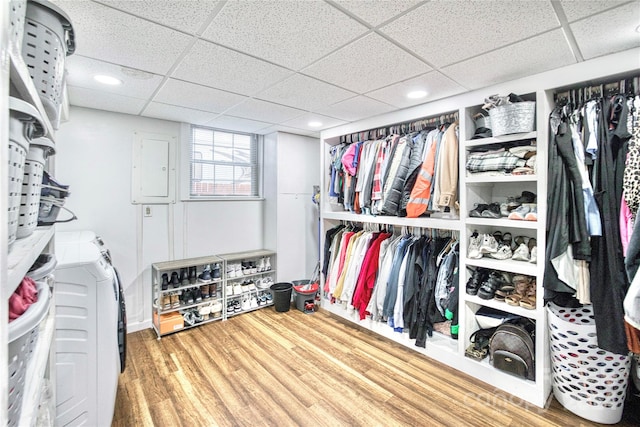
[250,295,258,309]
[189,266,197,284]
[171,293,180,308]
[242,297,251,311]
[225,283,233,296]
[481,203,501,219]
[233,283,243,296]
[211,263,221,280]
[529,245,538,264]
[265,257,271,271]
[508,204,531,220]
[515,191,536,204]
[185,289,195,305]
[200,284,210,300]
[250,261,257,274]
[466,267,489,296]
[468,232,483,259]
[478,271,504,300]
[180,268,189,286]
[500,202,511,217]
[162,295,171,310]
[494,284,515,302]
[170,271,180,288]
[258,258,265,272]
[524,205,538,221]
[469,203,489,218]
[198,265,212,282]
[511,243,530,261]
[479,234,498,254]
[161,273,169,291]
[490,242,512,260]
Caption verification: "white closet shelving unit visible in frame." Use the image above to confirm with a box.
[3,2,58,424]
[318,48,640,408]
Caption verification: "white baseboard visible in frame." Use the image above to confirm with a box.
[127,319,152,333]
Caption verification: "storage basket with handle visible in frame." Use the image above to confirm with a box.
[8,280,51,427]
[21,0,75,129]
[9,0,27,49]
[547,302,631,424]
[8,97,46,247]
[17,137,55,239]
[488,101,536,136]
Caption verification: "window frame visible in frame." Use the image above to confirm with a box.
[187,124,262,200]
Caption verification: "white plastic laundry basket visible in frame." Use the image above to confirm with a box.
[17,138,55,239]
[547,302,631,424]
[7,281,51,427]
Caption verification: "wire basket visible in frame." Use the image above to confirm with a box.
[8,281,51,427]
[21,0,75,128]
[488,101,536,136]
[9,0,27,49]
[547,302,631,424]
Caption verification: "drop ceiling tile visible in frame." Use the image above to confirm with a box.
[95,0,219,33]
[302,33,431,93]
[314,96,396,122]
[205,115,273,133]
[67,86,146,115]
[154,79,247,113]
[380,1,560,68]
[366,71,467,108]
[224,99,306,124]
[570,3,640,60]
[201,0,368,70]
[255,74,357,111]
[332,0,423,27]
[172,40,293,96]
[52,0,193,75]
[142,102,219,125]
[559,0,630,22]
[65,56,163,98]
[281,112,348,131]
[441,29,576,90]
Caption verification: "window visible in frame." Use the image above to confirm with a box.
[190,125,259,198]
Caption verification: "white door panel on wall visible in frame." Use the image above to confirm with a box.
[276,133,320,194]
[277,194,309,282]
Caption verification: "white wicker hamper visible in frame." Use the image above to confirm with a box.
[547,302,631,424]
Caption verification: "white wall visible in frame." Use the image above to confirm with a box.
[264,132,320,283]
[55,107,263,331]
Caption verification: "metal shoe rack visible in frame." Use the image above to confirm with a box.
[151,249,276,339]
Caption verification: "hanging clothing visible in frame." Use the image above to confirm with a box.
[590,96,631,355]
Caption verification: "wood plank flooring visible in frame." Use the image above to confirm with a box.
[113,308,640,427]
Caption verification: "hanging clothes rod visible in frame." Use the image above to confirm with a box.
[554,75,640,106]
[339,110,459,144]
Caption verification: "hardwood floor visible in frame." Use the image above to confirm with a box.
[113,307,639,427]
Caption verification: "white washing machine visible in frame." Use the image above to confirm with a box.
[54,240,121,426]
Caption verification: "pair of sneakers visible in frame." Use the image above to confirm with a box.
[508,203,538,221]
[511,237,538,263]
[468,232,503,259]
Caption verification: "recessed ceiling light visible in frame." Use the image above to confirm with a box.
[407,90,427,99]
[308,121,323,127]
[94,74,122,85]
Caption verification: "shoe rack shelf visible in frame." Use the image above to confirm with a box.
[319,88,552,407]
[151,250,276,339]
[218,249,276,318]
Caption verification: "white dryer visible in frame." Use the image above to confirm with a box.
[54,241,120,426]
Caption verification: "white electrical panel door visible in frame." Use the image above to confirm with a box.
[132,132,176,204]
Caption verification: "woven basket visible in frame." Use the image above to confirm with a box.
[488,101,536,136]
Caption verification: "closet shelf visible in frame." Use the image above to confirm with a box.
[227,302,274,317]
[463,131,537,147]
[153,296,223,315]
[323,211,461,231]
[465,175,538,184]
[9,49,55,141]
[6,227,54,297]
[156,279,222,294]
[466,218,538,230]
[465,257,538,276]
[465,294,538,320]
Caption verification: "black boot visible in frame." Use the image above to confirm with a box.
[161,273,169,290]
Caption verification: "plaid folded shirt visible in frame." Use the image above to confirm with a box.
[466,151,526,173]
